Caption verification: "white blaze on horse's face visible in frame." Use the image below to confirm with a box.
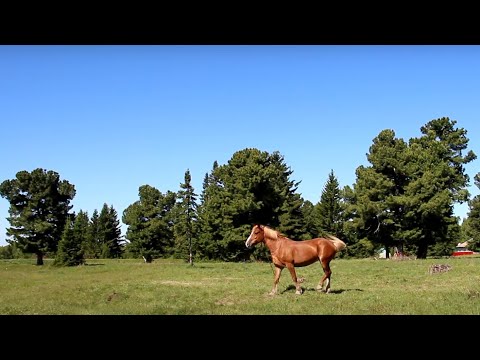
[245,225,263,248]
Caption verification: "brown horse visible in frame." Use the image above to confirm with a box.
[245,224,346,295]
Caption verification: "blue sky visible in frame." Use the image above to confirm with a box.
[1,45,479,246]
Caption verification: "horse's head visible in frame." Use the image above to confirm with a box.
[245,224,265,248]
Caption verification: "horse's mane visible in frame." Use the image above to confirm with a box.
[263,226,288,240]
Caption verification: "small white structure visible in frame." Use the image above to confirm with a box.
[457,240,470,248]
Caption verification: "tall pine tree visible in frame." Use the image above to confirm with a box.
[402,117,475,258]
[74,210,90,258]
[86,209,101,258]
[174,169,198,265]
[55,214,85,266]
[197,161,224,260]
[97,204,123,258]
[314,169,344,237]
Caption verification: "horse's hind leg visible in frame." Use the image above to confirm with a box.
[270,265,283,296]
[317,259,332,293]
[286,263,303,295]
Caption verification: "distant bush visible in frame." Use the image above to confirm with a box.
[0,244,31,259]
[0,245,13,259]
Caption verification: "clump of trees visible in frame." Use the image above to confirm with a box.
[343,117,475,258]
[0,169,75,265]
[1,117,478,263]
[0,169,124,265]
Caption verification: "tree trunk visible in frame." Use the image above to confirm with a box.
[36,252,44,266]
[189,252,193,266]
[416,242,428,259]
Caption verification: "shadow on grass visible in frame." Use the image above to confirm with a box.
[84,263,105,266]
[282,284,363,294]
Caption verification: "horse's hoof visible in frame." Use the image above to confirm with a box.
[268,292,277,296]
[295,290,303,295]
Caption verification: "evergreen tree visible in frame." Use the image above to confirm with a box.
[314,169,344,237]
[174,169,198,265]
[123,185,176,262]
[74,210,90,258]
[401,117,475,258]
[0,168,76,265]
[462,172,480,251]
[342,185,371,258]
[109,205,124,257]
[300,200,317,240]
[97,204,123,258]
[198,148,304,261]
[347,118,475,259]
[197,161,224,260]
[345,130,408,258]
[272,151,305,240]
[86,209,101,258]
[55,215,85,266]
[102,204,123,258]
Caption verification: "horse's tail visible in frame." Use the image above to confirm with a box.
[326,235,347,252]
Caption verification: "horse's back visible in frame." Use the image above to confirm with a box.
[286,238,338,264]
[305,238,341,259]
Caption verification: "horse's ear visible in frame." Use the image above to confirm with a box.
[259,225,264,229]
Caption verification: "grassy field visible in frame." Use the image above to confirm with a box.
[1,255,480,315]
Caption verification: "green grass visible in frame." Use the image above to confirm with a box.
[1,256,480,314]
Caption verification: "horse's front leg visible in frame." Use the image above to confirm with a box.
[286,263,303,295]
[270,265,283,296]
